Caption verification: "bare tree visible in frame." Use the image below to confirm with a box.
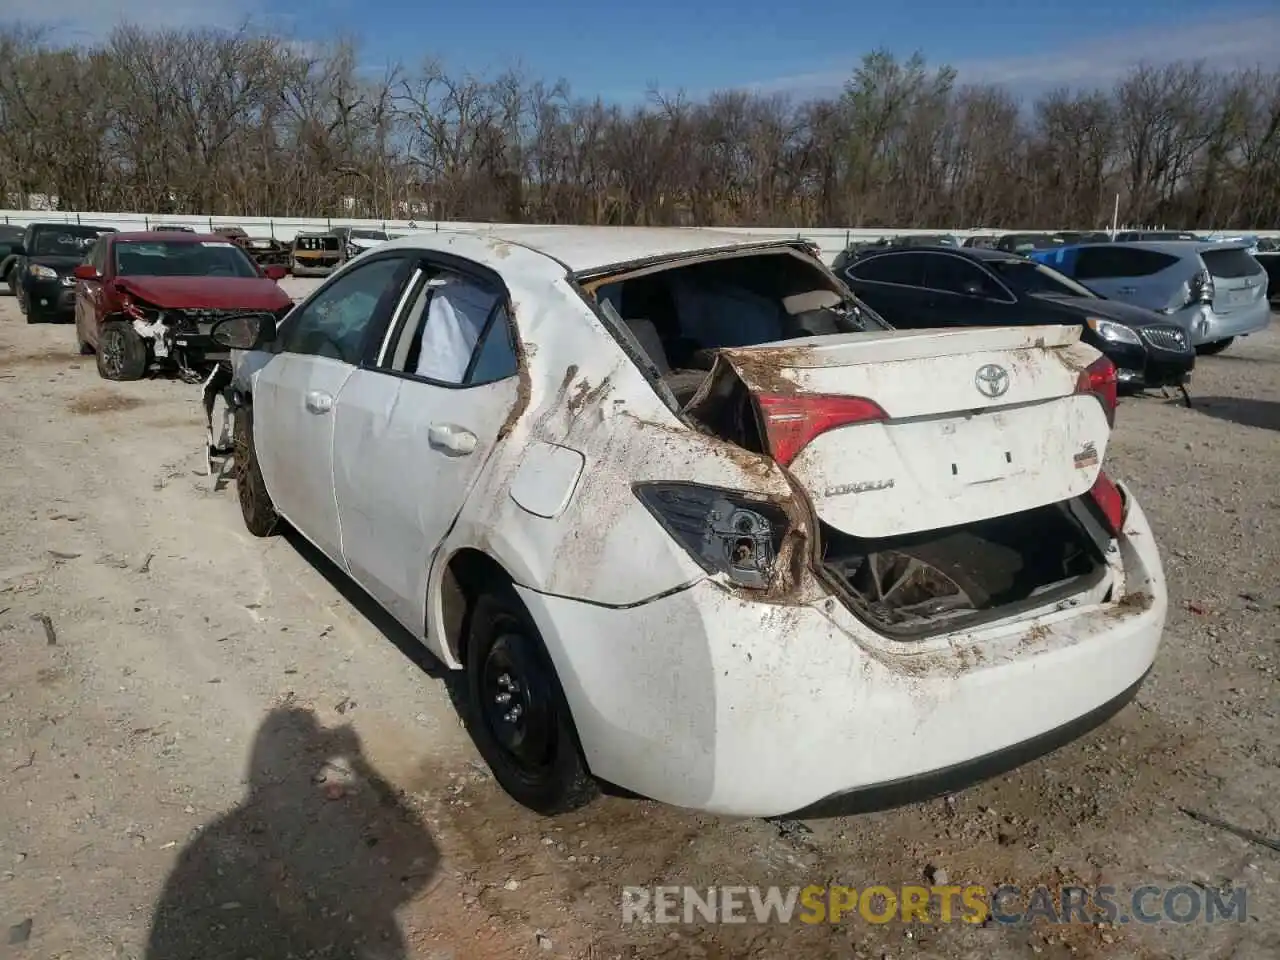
[0,29,1275,229]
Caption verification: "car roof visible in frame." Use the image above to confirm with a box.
[1061,240,1249,255]
[379,226,807,277]
[27,221,116,231]
[854,245,1021,263]
[111,231,231,244]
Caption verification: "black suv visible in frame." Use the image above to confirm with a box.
[840,246,1195,391]
[10,222,117,323]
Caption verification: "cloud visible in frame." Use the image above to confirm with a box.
[0,0,261,43]
[735,11,1280,100]
[953,13,1280,87]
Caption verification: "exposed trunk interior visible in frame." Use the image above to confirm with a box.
[588,247,885,409]
[819,502,1108,638]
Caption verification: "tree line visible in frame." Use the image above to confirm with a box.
[0,25,1277,230]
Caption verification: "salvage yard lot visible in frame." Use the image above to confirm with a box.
[1,291,1279,959]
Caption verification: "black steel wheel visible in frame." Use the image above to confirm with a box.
[464,585,597,815]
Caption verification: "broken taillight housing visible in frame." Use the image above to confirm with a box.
[1087,470,1126,537]
[1074,356,1117,427]
[1187,268,1215,305]
[634,482,790,589]
[754,393,887,467]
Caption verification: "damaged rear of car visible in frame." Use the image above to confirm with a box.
[504,237,1167,816]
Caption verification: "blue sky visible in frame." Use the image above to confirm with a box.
[6,0,1280,101]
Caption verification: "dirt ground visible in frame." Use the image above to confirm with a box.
[2,285,1279,960]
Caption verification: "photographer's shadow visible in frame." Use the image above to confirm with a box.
[145,706,439,960]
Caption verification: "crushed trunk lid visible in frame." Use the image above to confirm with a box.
[688,325,1111,539]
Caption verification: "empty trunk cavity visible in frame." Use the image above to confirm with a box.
[820,501,1107,639]
[682,356,766,453]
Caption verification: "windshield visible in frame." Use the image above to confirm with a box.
[349,230,388,241]
[986,258,1098,299]
[114,240,260,278]
[31,226,114,257]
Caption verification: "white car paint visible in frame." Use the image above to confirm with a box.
[234,227,1167,817]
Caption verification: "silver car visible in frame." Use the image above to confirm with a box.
[1031,240,1270,354]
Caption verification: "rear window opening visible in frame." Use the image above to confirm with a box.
[819,501,1108,639]
[1200,248,1263,279]
[295,235,340,252]
[589,248,887,409]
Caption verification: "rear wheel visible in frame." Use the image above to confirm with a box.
[233,405,280,537]
[464,584,598,815]
[96,321,147,380]
[1196,337,1234,356]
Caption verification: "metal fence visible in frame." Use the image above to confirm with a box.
[3,210,1276,265]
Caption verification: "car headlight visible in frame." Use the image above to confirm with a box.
[1086,317,1142,345]
[28,264,57,279]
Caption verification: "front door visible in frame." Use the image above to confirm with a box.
[332,263,522,649]
[252,255,412,563]
[75,238,109,348]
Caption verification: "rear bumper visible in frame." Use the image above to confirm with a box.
[519,485,1167,817]
[1172,300,1271,344]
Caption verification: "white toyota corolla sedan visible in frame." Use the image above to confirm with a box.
[210,227,1168,818]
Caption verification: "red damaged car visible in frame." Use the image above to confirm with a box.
[73,231,292,382]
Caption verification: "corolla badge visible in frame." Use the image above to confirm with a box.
[974,363,1010,398]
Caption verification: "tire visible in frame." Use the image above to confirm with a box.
[95,320,148,380]
[233,405,280,537]
[464,584,598,815]
[1196,337,1234,356]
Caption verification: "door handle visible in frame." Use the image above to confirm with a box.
[428,423,478,456]
[304,390,333,414]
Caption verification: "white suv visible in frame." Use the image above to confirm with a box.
[211,227,1168,817]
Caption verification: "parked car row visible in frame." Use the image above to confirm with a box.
[0,221,401,286]
[840,245,1196,393]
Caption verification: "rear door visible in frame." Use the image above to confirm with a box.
[1200,245,1268,318]
[713,325,1110,538]
[331,260,522,645]
[1070,246,1180,309]
[843,252,930,326]
[916,252,1018,326]
[253,255,413,562]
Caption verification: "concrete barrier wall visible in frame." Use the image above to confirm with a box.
[3,209,1276,265]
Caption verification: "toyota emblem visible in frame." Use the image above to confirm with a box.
[974,363,1010,398]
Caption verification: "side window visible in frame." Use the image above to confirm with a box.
[279,256,407,363]
[921,255,1002,298]
[848,253,924,286]
[1075,248,1176,280]
[383,268,517,386]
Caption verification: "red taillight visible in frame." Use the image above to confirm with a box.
[1088,470,1125,536]
[755,392,887,466]
[1075,356,1117,427]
